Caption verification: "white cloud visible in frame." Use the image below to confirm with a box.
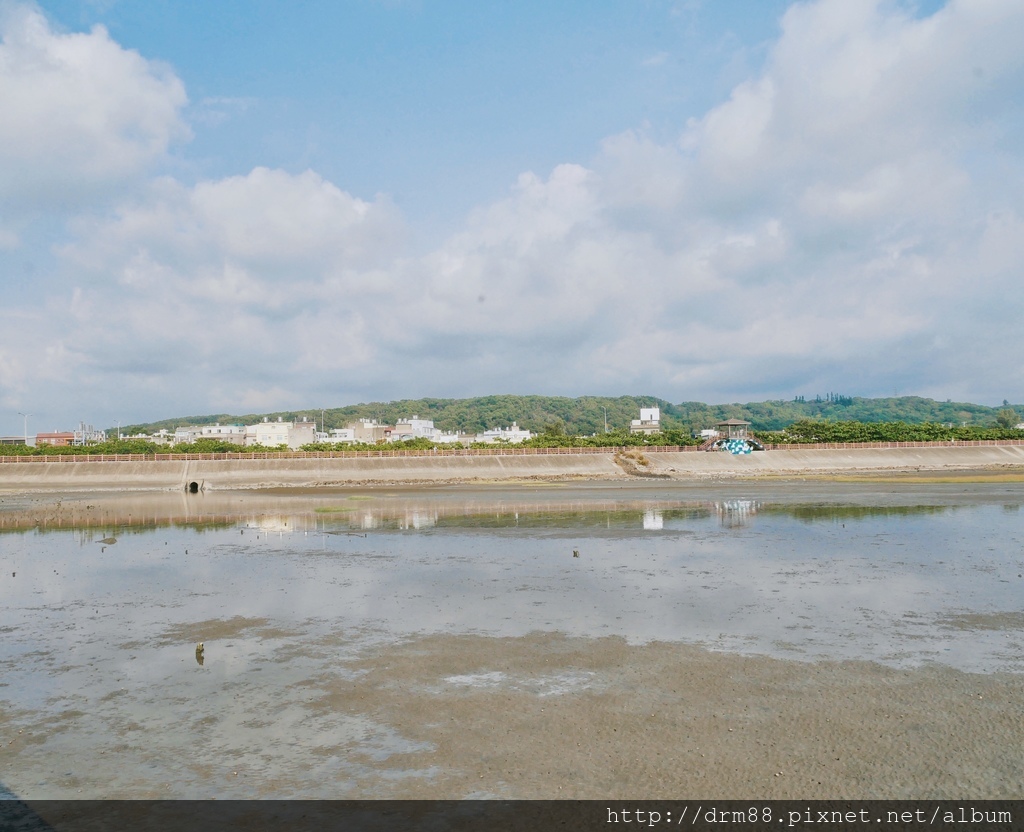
[378,0,1024,401]
[5,0,1024,426]
[681,0,1024,211]
[43,167,404,415]
[64,167,404,284]
[0,3,189,212]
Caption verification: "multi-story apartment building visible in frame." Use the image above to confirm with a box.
[199,423,246,445]
[392,416,440,441]
[245,417,316,449]
[350,419,391,444]
[474,422,533,444]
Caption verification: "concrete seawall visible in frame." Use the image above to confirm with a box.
[3,444,1024,492]
[649,443,1024,477]
[0,453,624,492]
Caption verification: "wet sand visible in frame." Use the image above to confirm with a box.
[1,482,1022,800]
[2,629,1021,799]
[309,632,1024,799]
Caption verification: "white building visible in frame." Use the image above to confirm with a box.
[630,407,661,435]
[392,415,440,441]
[246,417,316,449]
[248,418,289,447]
[315,428,357,444]
[474,422,533,444]
[174,426,201,444]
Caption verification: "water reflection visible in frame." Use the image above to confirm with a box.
[0,497,980,553]
[2,483,1022,800]
[3,490,1022,676]
[642,510,663,530]
[0,485,991,536]
[304,500,958,532]
[714,500,760,527]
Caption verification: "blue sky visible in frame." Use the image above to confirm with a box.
[1,0,1022,434]
[37,0,795,231]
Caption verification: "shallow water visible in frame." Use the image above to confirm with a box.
[1,483,1022,797]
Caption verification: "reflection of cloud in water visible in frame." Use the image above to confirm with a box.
[445,670,507,688]
[5,488,979,538]
[3,494,1023,693]
[308,500,958,533]
[2,489,1023,799]
[247,516,293,533]
[442,669,597,697]
[353,508,439,530]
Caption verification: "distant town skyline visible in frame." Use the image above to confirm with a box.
[2,0,1022,437]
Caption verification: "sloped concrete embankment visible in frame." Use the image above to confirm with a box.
[0,454,626,492]
[4,445,1024,493]
[0,459,193,492]
[193,454,624,489]
[648,444,1024,477]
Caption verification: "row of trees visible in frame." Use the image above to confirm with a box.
[122,395,1023,439]
[0,438,274,456]
[4,419,1022,456]
[755,419,1024,444]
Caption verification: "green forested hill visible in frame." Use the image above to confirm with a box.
[120,394,1022,437]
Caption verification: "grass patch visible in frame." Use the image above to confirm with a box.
[618,449,650,466]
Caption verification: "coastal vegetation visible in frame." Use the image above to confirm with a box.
[0,438,247,456]
[4,397,1020,457]
[119,394,1022,438]
[755,419,1024,445]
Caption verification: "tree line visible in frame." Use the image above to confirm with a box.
[755,419,1024,444]
[120,394,1022,438]
[4,419,1022,457]
[5,396,1019,457]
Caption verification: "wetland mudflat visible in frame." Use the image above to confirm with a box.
[1,483,1022,798]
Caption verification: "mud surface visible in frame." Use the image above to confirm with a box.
[3,478,1024,530]
[1,482,1022,799]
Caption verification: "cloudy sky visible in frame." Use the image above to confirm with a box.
[1,0,1022,434]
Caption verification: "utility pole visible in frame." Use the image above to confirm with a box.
[18,412,32,445]
[602,407,608,433]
